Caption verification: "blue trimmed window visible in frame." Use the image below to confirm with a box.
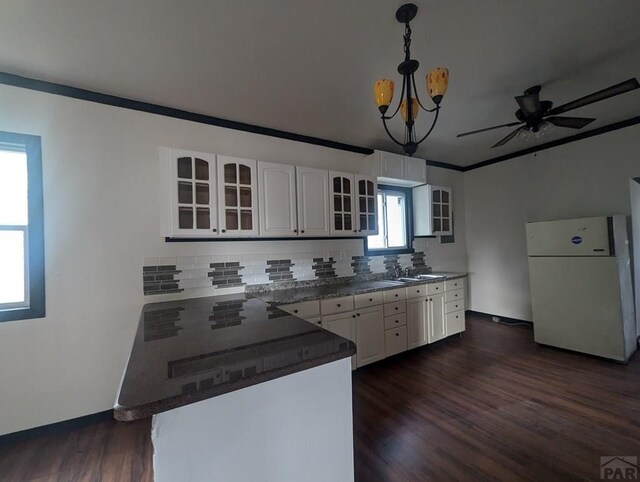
[0,132,45,322]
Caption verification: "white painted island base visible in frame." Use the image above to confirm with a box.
[151,358,354,482]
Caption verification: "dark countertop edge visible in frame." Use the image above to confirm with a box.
[113,341,356,422]
[252,273,469,305]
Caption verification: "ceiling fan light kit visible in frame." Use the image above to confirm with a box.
[373,3,448,156]
[457,78,640,148]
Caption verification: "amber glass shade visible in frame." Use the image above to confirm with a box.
[373,79,394,112]
[400,98,419,123]
[427,67,449,104]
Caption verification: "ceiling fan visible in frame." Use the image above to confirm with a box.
[457,78,640,148]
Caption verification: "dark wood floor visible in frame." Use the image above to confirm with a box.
[2,315,639,481]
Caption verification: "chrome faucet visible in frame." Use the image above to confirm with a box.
[393,265,407,278]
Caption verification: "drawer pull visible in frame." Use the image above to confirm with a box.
[395,294,399,297]
[352,315,356,318]
[395,307,399,311]
[369,298,373,302]
[294,309,299,313]
[395,333,399,337]
[337,303,341,307]
[357,313,360,317]
[395,319,399,323]
[435,287,439,290]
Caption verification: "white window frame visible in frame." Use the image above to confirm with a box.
[368,189,409,251]
[0,225,30,310]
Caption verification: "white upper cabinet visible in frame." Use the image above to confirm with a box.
[404,157,427,185]
[258,161,297,237]
[160,147,218,238]
[379,151,405,179]
[355,175,378,236]
[413,184,453,236]
[369,150,427,187]
[296,166,330,236]
[329,171,356,235]
[217,156,258,237]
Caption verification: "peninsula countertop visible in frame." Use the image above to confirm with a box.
[114,293,356,421]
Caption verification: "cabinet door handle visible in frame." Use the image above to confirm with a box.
[337,303,341,307]
[221,229,226,233]
[395,294,399,297]
[213,228,217,232]
[395,333,399,337]
[294,309,299,314]
[395,319,399,323]
[356,313,360,317]
[301,230,305,233]
[294,229,298,233]
[369,298,373,302]
[394,307,398,311]
[352,314,356,318]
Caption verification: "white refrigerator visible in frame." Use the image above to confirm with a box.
[526,216,636,362]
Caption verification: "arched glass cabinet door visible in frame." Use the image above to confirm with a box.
[355,175,378,236]
[217,156,258,236]
[431,186,452,235]
[329,171,356,235]
[163,148,217,238]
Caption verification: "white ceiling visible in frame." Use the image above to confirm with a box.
[0,0,639,166]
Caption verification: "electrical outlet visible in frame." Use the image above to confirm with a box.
[492,316,501,323]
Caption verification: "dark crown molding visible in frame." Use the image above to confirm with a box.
[462,116,640,172]
[1,70,636,174]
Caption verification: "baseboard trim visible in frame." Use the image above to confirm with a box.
[466,310,533,327]
[0,410,113,446]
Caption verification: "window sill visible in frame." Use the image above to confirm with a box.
[365,247,415,256]
[0,306,45,323]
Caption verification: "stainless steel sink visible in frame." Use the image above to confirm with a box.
[394,277,421,283]
[415,274,445,279]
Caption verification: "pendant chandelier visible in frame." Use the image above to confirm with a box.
[373,3,449,156]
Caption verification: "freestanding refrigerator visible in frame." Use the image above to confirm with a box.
[526,216,636,362]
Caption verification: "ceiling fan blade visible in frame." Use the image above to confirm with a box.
[457,121,522,138]
[515,94,540,114]
[547,78,640,116]
[491,127,523,148]
[546,116,596,129]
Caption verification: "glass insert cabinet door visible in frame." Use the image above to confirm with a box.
[431,186,453,235]
[217,156,258,236]
[329,171,356,235]
[169,149,217,237]
[355,175,378,235]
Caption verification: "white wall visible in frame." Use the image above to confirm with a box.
[464,125,640,321]
[0,84,365,436]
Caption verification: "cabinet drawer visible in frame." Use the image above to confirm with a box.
[406,284,427,299]
[445,278,465,292]
[280,300,320,319]
[354,291,384,309]
[383,288,407,303]
[446,310,465,335]
[383,300,406,317]
[426,282,444,295]
[445,289,464,303]
[306,316,322,327]
[384,313,407,330]
[385,326,408,357]
[320,296,354,316]
[445,300,464,314]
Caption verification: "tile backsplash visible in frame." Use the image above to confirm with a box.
[143,250,428,297]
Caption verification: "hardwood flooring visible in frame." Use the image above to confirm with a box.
[1,314,639,481]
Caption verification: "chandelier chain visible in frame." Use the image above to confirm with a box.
[403,23,411,60]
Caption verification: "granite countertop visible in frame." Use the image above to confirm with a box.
[114,294,356,421]
[252,272,468,305]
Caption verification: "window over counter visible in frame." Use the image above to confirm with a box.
[366,185,413,254]
[0,132,45,322]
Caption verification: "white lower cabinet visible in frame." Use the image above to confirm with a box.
[282,278,466,370]
[407,297,428,349]
[354,306,385,367]
[427,293,446,343]
[385,326,408,357]
[321,311,357,369]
